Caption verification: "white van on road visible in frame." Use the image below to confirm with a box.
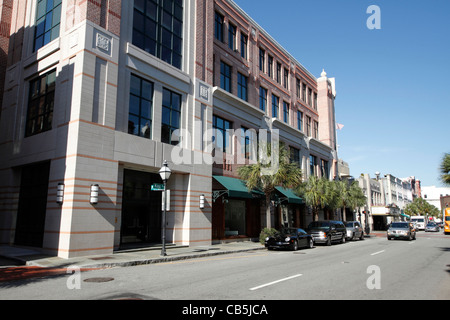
[410,216,426,231]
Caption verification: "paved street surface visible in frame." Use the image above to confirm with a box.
[0,232,449,301]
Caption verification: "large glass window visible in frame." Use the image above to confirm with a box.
[34,0,62,51]
[272,94,279,119]
[161,88,182,145]
[240,127,256,161]
[237,72,248,101]
[240,34,248,59]
[213,115,232,154]
[228,23,236,51]
[283,101,289,124]
[297,110,303,131]
[290,147,301,168]
[25,69,56,137]
[259,87,267,112]
[128,74,154,139]
[259,48,265,72]
[220,61,232,93]
[133,0,183,69]
[215,12,224,42]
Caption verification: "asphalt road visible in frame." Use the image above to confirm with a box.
[0,232,449,301]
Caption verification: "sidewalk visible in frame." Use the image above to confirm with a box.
[0,241,266,270]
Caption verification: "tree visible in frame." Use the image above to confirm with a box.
[238,143,302,229]
[404,197,440,218]
[347,181,367,216]
[296,176,331,222]
[440,153,450,186]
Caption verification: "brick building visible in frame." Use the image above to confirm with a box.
[0,0,338,258]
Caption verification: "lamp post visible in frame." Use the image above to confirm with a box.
[159,160,171,256]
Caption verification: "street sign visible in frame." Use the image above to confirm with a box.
[151,183,164,191]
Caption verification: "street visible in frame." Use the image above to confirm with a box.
[0,232,449,301]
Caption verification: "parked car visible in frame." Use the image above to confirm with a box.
[425,222,440,232]
[306,220,346,246]
[265,228,314,251]
[345,221,364,240]
[387,222,416,241]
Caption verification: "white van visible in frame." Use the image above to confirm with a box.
[410,216,426,231]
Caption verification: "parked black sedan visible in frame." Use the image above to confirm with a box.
[265,228,314,251]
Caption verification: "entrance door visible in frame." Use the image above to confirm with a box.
[15,162,50,247]
[121,169,162,245]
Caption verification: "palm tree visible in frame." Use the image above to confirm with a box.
[440,153,450,186]
[297,176,330,222]
[238,143,302,229]
[335,180,351,222]
[334,180,366,221]
[348,181,367,216]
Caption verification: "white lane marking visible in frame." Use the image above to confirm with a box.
[249,274,303,291]
[370,250,385,256]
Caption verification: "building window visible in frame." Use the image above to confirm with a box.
[321,159,329,179]
[259,48,265,72]
[161,88,181,145]
[228,23,236,51]
[276,62,281,83]
[313,120,319,139]
[128,74,153,139]
[314,92,318,110]
[133,0,183,69]
[220,61,232,93]
[215,12,224,42]
[213,115,232,154]
[308,87,312,106]
[283,101,289,124]
[259,87,267,112]
[272,94,279,119]
[237,72,248,101]
[34,0,62,51]
[268,55,273,78]
[310,155,317,177]
[240,34,248,59]
[306,116,311,136]
[296,78,301,98]
[240,127,256,160]
[26,69,56,137]
[284,68,289,89]
[290,147,301,168]
[302,83,306,102]
[297,110,303,131]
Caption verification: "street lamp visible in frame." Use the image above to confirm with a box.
[159,160,171,256]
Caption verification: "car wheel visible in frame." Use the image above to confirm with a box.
[291,241,298,251]
[326,236,331,246]
[387,237,391,240]
[308,238,314,249]
[360,232,364,240]
[341,235,346,244]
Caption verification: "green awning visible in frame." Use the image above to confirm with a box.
[275,186,304,204]
[213,176,263,199]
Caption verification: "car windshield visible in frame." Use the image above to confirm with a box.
[308,222,330,229]
[281,228,297,236]
[345,222,354,227]
[427,223,436,226]
[390,223,408,229]
[412,218,424,222]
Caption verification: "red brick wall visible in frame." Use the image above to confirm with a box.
[66,0,121,36]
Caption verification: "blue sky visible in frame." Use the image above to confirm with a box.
[234,0,450,187]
